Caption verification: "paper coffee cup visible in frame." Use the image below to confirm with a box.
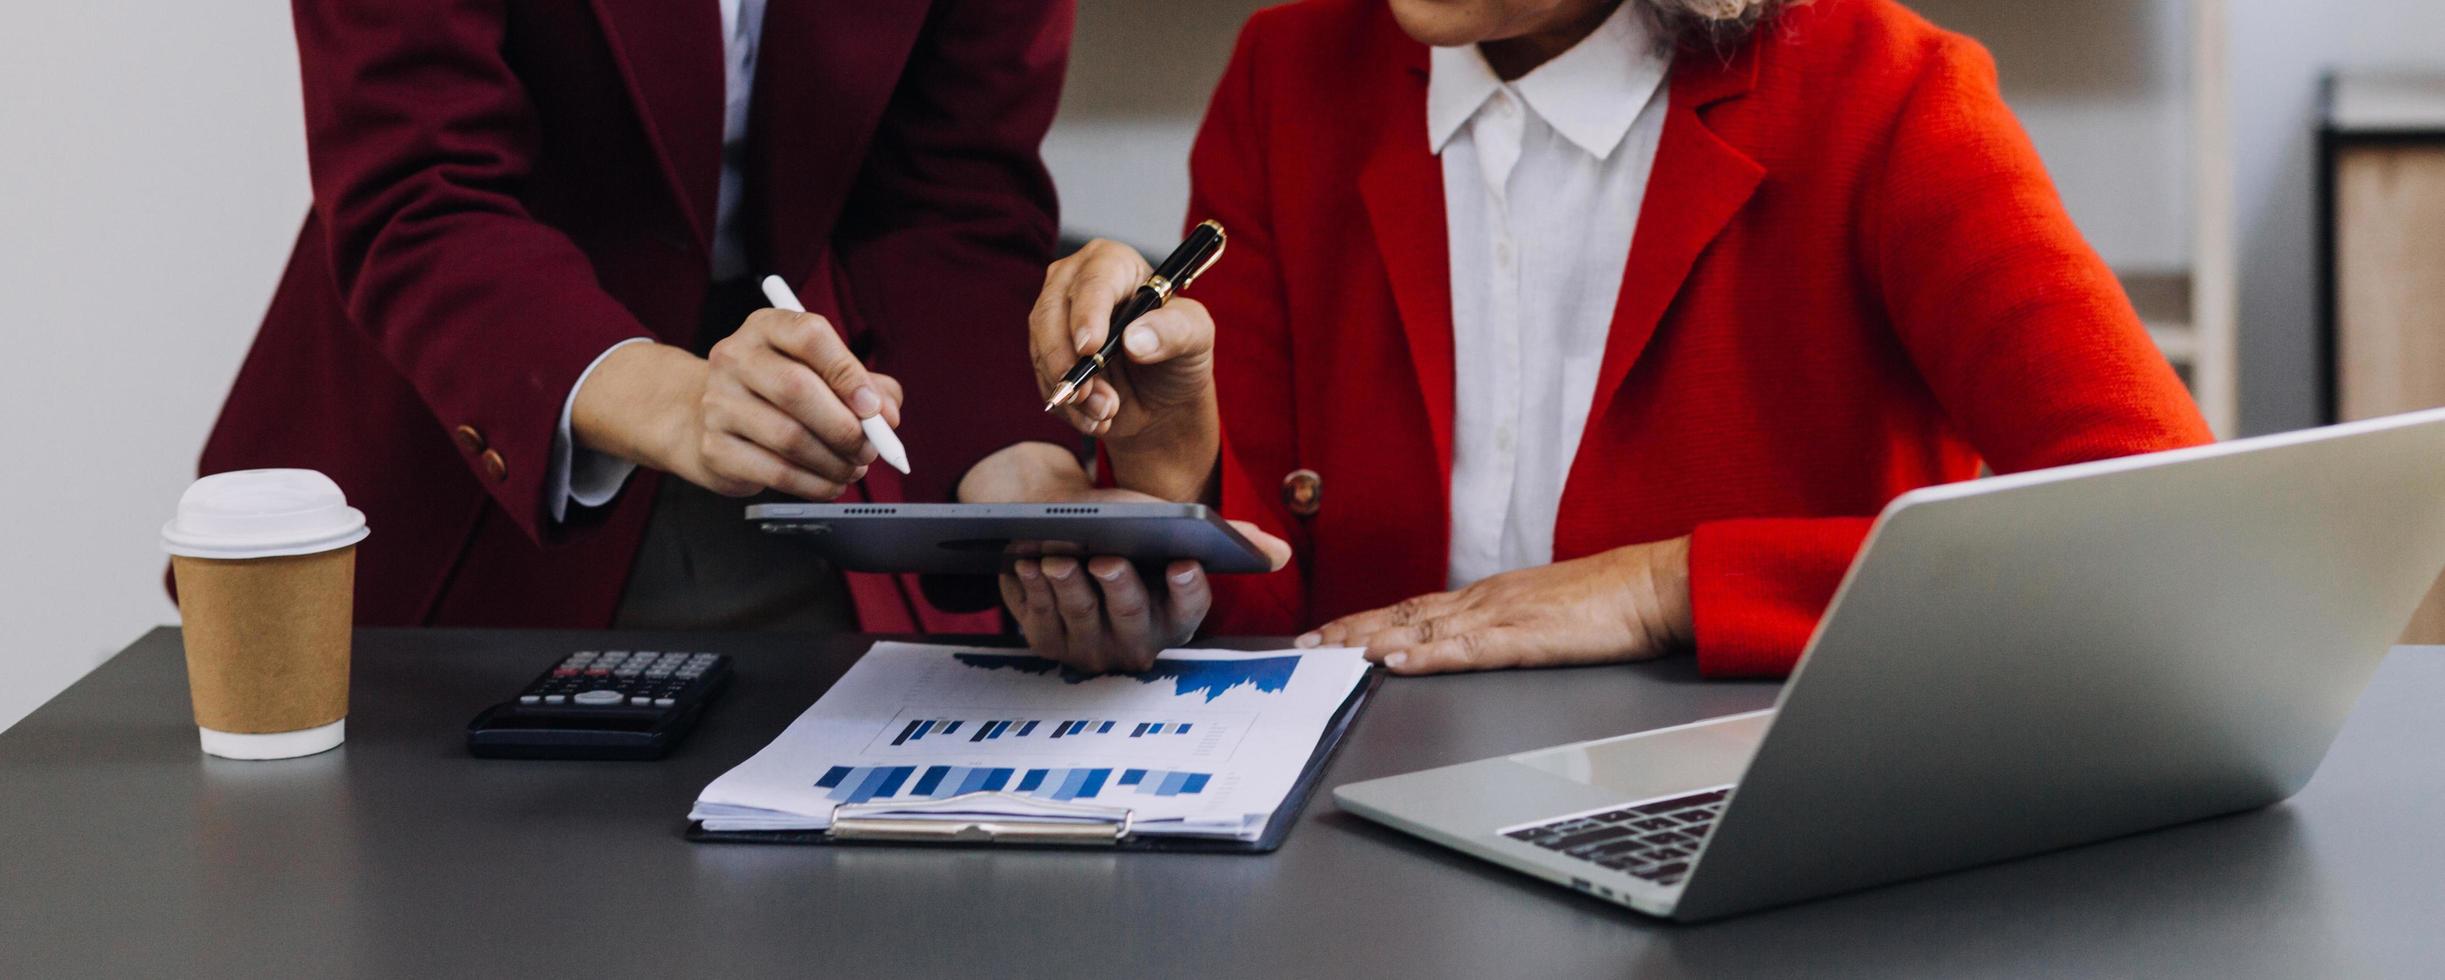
[162,469,368,760]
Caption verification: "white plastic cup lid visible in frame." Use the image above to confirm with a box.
[161,469,369,560]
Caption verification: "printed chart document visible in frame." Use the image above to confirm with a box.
[691,642,1372,841]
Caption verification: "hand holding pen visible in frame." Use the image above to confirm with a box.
[1030,224,1229,488]
[1044,220,1227,413]
[1000,221,1285,674]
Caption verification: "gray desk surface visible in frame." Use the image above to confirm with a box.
[4,629,2442,978]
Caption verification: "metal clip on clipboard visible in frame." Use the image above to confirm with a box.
[829,791,1137,845]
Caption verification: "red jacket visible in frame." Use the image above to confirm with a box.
[1189,0,2213,675]
[198,0,1073,630]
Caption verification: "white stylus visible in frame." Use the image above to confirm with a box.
[758,275,912,475]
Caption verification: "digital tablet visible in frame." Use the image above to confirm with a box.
[744,502,1276,575]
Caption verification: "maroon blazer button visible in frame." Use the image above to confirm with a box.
[480,449,508,483]
[1281,469,1322,517]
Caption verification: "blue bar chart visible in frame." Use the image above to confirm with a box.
[818,764,1217,804]
[953,652,1301,702]
[882,715,1206,749]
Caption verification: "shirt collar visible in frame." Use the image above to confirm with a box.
[1425,2,1668,160]
[1426,44,1504,154]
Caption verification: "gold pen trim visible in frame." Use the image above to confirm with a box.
[1044,352,1107,410]
[1180,220,1228,289]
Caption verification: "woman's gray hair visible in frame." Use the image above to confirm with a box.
[1637,0,1795,46]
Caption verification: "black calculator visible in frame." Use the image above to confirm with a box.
[465,650,732,760]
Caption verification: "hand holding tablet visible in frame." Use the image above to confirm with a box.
[746,500,1277,576]
[755,440,1291,674]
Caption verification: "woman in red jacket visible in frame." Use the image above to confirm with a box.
[963,0,2211,676]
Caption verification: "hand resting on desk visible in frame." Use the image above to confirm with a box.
[1298,538,1694,676]
[959,442,1290,673]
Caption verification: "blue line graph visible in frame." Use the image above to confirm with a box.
[817,765,1215,804]
[953,653,1300,702]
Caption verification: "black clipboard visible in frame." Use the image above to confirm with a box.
[686,669,1380,853]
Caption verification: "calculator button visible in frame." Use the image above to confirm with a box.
[573,690,624,705]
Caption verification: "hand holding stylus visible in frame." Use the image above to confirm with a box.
[761,276,911,475]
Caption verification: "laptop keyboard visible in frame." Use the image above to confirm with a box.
[1500,787,1730,887]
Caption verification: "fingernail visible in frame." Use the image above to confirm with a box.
[1294,632,1321,648]
[1385,653,1408,669]
[1124,326,1157,358]
[849,386,882,417]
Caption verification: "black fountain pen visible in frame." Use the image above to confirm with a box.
[1045,220,1229,411]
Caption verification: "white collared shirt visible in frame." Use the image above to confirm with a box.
[548,0,767,521]
[1427,3,1670,589]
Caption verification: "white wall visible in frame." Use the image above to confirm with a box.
[1043,0,1269,249]
[0,3,307,728]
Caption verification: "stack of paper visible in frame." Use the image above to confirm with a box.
[690,642,1372,841]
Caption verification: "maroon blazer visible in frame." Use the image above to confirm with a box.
[196,0,1074,630]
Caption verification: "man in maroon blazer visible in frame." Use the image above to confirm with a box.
[196,0,1075,631]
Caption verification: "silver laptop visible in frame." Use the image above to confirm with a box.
[1334,408,2445,922]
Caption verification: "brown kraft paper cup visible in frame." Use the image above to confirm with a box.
[170,545,355,735]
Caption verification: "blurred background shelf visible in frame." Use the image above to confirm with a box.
[2319,69,2445,643]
